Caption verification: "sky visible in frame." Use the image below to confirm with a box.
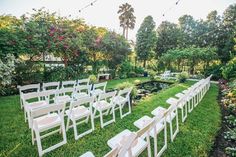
[0,0,235,40]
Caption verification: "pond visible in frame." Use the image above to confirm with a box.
[134,81,173,102]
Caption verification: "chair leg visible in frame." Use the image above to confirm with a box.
[112,107,116,123]
[91,114,95,131]
[154,135,158,157]
[35,130,43,157]
[169,120,173,142]
[119,104,123,119]
[61,120,67,143]
[147,136,151,157]
[66,118,70,131]
[31,129,35,145]
[99,111,104,128]
[72,119,78,140]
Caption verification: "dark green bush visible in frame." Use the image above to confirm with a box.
[14,61,44,85]
[117,60,133,79]
[134,66,145,75]
[44,66,82,82]
[177,72,189,83]
[222,57,236,80]
[204,63,223,80]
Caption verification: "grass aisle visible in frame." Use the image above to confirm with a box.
[0,80,220,157]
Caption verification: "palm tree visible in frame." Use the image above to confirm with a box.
[117,3,136,40]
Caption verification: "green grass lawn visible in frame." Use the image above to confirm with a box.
[0,78,221,157]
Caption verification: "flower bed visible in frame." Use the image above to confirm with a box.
[211,79,236,157]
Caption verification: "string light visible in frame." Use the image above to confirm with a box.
[79,0,98,13]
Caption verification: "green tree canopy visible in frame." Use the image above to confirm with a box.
[136,16,157,67]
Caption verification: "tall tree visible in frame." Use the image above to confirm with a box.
[155,21,181,58]
[136,16,157,67]
[101,31,131,77]
[117,3,136,39]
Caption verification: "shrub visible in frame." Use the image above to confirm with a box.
[177,72,189,83]
[222,57,236,80]
[44,66,80,82]
[116,82,137,97]
[148,70,157,81]
[204,63,223,80]
[134,66,145,76]
[117,60,133,79]
[15,61,44,85]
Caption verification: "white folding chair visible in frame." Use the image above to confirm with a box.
[113,87,132,119]
[22,90,56,127]
[182,88,194,112]
[93,91,117,128]
[77,78,90,86]
[73,85,92,100]
[161,70,171,80]
[152,103,179,142]
[54,87,74,109]
[42,82,60,90]
[42,82,60,102]
[66,96,94,140]
[62,80,76,88]
[173,94,188,122]
[107,119,154,157]
[30,103,67,157]
[18,83,40,109]
[133,114,167,157]
[90,82,107,99]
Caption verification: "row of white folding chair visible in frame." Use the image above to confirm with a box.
[140,76,212,155]
[22,84,132,127]
[80,76,212,157]
[27,88,132,156]
[18,79,90,108]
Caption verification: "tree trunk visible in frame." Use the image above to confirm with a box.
[63,55,68,67]
[143,60,146,68]
[123,27,125,37]
[92,52,97,73]
[126,27,128,40]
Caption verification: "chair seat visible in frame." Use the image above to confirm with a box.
[80,151,95,157]
[90,89,104,96]
[166,98,178,106]
[133,115,153,129]
[93,100,112,111]
[113,96,127,105]
[133,116,165,138]
[25,100,48,112]
[66,106,90,120]
[151,106,167,119]
[73,92,89,99]
[33,113,61,131]
[107,129,148,157]
[175,93,184,98]
[55,95,72,103]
